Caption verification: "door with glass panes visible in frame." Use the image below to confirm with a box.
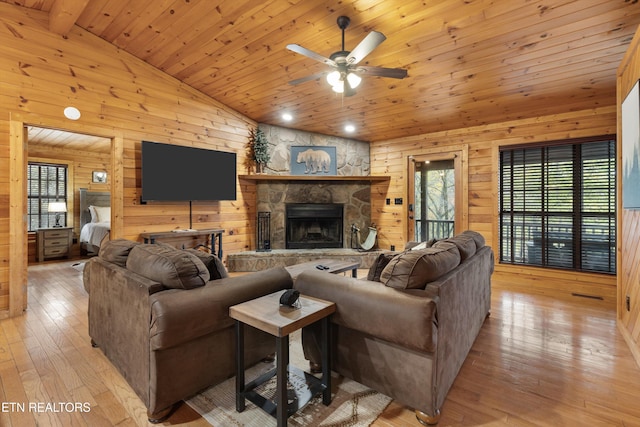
[408,151,466,243]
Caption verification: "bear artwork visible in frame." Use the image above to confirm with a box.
[296,148,331,174]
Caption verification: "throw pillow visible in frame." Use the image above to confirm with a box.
[185,249,229,280]
[98,238,140,268]
[126,244,210,289]
[380,242,461,289]
[366,252,395,282]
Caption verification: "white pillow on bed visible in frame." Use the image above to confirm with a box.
[90,205,111,223]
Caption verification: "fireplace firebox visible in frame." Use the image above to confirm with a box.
[286,203,344,249]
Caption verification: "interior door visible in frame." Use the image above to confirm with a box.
[408,150,467,243]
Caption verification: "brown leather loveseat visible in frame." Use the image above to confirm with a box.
[294,230,493,425]
[83,239,292,422]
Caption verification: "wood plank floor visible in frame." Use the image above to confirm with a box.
[1,260,640,426]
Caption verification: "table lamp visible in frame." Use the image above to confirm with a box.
[48,201,67,227]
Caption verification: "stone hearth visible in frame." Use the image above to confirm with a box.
[227,248,385,272]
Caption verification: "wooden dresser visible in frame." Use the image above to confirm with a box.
[37,227,73,262]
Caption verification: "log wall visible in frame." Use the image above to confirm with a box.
[0,4,256,316]
[370,107,619,303]
[617,26,640,367]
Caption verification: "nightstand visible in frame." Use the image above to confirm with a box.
[37,227,73,262]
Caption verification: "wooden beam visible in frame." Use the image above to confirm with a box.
[9,119,27,317]
[49,0,90,35]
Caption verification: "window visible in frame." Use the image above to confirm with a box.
[499,136,616,274]
[27,162,68,231]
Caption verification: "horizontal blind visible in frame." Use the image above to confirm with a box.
[499,137,615,274]
[27,162,68,230]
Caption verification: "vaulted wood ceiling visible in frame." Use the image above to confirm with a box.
[6,0,640,142]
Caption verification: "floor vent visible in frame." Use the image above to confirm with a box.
[571,292,604,300]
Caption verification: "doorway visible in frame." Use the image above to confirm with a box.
[408,147,468,243]
[9,116,122,317]
[412,159,455,241]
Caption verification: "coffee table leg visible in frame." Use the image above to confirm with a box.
[322,316,332,405]
[235,321,245,412]
[276,335,289,427]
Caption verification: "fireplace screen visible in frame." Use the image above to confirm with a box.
[286,203,344,249]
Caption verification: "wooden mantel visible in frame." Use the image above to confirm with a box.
[238,175,390,182]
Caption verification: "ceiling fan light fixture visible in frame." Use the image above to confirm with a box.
[326,70,341,87]
[327,71,360,94]
[347,72,361,89]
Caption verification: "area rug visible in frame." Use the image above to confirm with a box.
[186,331,392,427]
[70,261,86,272]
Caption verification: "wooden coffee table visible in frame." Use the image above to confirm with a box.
[230,290,336,427]
[285,258,360,279]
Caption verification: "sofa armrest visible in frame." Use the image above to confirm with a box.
[149,266,292,351]
[294,270,439,353]
[85,256,162,405]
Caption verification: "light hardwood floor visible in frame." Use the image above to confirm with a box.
[1,260,640,426]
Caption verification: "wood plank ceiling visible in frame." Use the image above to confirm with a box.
[6,0,640,143]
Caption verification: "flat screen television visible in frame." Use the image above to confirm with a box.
[141,140,237,202]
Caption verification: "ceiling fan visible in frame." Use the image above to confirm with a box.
[286,16,408,96]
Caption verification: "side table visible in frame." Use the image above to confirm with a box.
[230,290,336,427]
[36,227,73,262]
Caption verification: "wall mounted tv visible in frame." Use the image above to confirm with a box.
[141,140,237,202]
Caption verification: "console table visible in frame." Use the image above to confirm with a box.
[139,228,224,259]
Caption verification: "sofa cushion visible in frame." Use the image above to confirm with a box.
[185,249,229,280]
[98,239,140,268]
[461,230,485,249]
[380,242,461,289]
[126,244,210,289]
[434,233,477,261]
[366,252,395,282]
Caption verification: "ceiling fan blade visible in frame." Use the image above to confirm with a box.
[288,72,328,86]
[346,31,386,65]
[286,44,337,67]
[354,65,408,79]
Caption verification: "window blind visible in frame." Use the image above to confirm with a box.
[499,137,616,274]
[27,162,68,231]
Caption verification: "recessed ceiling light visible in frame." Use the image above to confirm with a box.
[345,124,356,133]
[64,106,81,120]
[282,112,293,121]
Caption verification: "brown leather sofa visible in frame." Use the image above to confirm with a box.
[294,230,494,425]
[83,239,292,422]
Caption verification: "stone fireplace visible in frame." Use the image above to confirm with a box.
[256,181,371,250]
[286,203,344,249]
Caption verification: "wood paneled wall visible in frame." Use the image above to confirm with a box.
[617,26,640,366]
[370,107,618,303]
[0,4,257,316]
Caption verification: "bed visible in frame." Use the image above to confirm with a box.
[79,188,111,255]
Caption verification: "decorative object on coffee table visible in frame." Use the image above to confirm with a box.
[285,258,360,279]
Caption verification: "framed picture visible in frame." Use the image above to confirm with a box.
[92,171,108,183]
[622,80,640,209]
[290,146,337,175]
